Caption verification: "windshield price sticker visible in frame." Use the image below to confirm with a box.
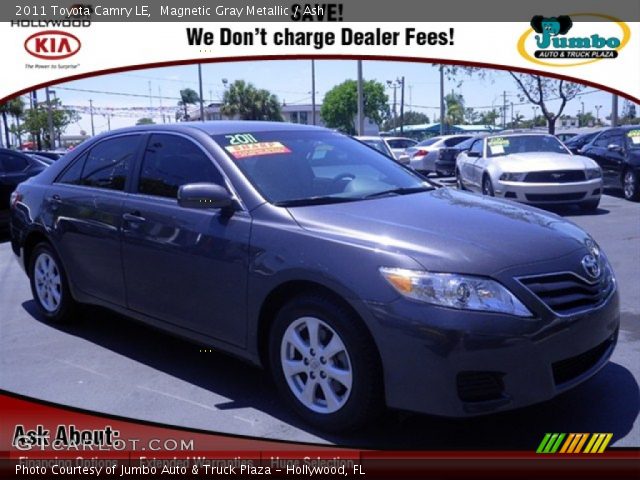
[225,141,291,158]
[488,137,509,154]
[627,130,640,144]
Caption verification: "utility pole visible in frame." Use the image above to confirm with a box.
[356,60,364,135]
[158,86,164,123]
[611,94,618,127]
[45,87,55,149]
[198,64,205,122]
[148,81,153,115]
[387,80,398,128]
[311,60,316,125]
[511,102,514,126]
[502,91,507,129]
[89,99,95,136]
[439,65,445,135]
[399,76,405,134]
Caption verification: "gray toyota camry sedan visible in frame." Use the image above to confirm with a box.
[9,122,619,431]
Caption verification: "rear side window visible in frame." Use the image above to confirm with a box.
[444,137,470,147]
[593,131,616,147]
[57,152,87,185]
[81,136,139,190]
[138,134,224,199]
[0,152,29,172]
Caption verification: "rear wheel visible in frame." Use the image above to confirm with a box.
[456,169,466,190]
[269,293,383,431]
[623,169,640,201]
[29,243,78,323]
[482,174,495,196]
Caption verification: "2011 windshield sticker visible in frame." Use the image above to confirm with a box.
[225,142,291,158]
[488,138,509,155]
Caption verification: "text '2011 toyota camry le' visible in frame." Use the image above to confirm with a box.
[10,122,619,431]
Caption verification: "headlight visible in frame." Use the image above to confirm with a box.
[586,168,602,179]
[499,172,527,182]
[380,267,532,317]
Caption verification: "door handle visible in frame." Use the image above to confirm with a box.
[47,194,62,204]
[122,212,146,223]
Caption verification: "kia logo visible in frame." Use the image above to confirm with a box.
[24,30,81,60]
[581,254,601,279]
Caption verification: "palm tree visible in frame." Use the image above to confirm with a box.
[221,80,283,121]
[0,102,11,148]
[444,92,465,126]
[177,88,200,121]
[7,97,25,146]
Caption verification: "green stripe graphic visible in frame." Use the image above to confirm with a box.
[549,433,566,453]
[536,433,552,453]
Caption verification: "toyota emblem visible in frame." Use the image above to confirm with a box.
[581,254,601,279]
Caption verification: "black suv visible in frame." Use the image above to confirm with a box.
[580,126,640,201]
[0,148,46,227]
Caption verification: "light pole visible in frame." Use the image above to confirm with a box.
[45,87,55,149]
[532,106,538,129]
[595,105,602,125]
[439,65,445,135]
[356,60,364,135]
[580,101,585,127]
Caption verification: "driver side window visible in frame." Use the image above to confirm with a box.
[470,139,484,156]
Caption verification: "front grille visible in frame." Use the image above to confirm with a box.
[457,371,505,402]
[525,192,586,202]
[518,268,614,316]
[524,170,586,183]
[552,336,614,385]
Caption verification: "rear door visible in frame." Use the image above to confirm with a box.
[588,130,624,186]
[121,133,251,347]
[48,134,143,306]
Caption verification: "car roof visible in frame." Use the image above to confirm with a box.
[355,136,385,140]
[100,121,329,137]
[384,136,415,141]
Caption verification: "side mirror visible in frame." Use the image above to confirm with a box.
[467,151,481,158]
[177,183,235,211]
[607,144,623,152]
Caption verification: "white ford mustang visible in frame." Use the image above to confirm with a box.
[455,133,603,211]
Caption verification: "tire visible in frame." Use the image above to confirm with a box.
[456,170,466,190]
[579,198,600,212]
[268,293,383,432]
[623,168,640,201]
[29,242,79,323]
[482,174,495,196]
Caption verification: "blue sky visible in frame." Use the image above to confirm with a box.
[27,60,629,135]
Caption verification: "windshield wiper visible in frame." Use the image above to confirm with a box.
[362,186,434,199]
[273,196,360,207]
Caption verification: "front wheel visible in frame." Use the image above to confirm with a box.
[269,294,383,431]
[623,169,640,201]
[482,175,495,196]
[29,242,78,323]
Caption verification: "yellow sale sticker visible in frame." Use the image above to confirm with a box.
[627,130,640,144]
[225,141,291,158]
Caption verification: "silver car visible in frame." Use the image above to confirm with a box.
[408,135,473,174]
[456,133,603,211]
[356,136,410,164]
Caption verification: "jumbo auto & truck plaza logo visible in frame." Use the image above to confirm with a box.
[518,14,630,67]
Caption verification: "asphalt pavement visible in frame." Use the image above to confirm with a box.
[0,185,638,450]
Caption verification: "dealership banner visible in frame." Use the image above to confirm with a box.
[1,0,639,479]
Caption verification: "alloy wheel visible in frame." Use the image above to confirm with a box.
[280,316,353,414]
[34,252,62,313]
[624,170,637,200]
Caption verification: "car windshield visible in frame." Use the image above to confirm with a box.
[359,138,390,156]
[625,129,640,150]
[486,135,569,157]
[213,130,430,206]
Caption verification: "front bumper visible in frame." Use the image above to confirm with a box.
[493,178,602,204]
[363,287,619,417]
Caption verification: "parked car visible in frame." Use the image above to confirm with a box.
[355,136,409,164]
[579,126,640,201]
[384,137,418,162]
[24,153,55,167]
[434,136,482,177]
[23,150,64,161]
[564,131,601,154]
[456,133,603,211]
[556,132,578,142]
[407,135,473,174]
[11,122,619,431]
[0,148,46,228]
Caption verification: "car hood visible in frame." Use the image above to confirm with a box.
[288,188,591,276]
[490,152,597,172]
